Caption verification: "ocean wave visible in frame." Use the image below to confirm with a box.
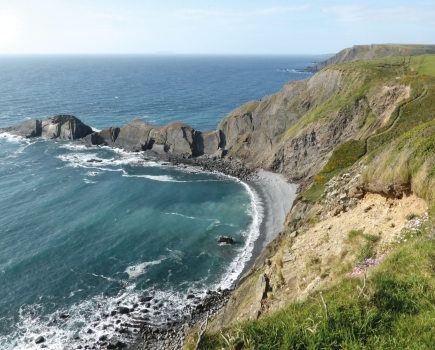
[1,277,210,350]
[83,179,97,184]
[213,178,264,290]
[278,68,311,74]
[125,259,163,279]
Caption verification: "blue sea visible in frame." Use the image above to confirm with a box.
[0,55,316,349]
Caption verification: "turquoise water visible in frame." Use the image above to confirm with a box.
[0,55,316,349]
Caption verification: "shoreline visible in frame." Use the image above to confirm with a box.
[240,170,297,279]
[7,147,297,350]
[122,155,298,350]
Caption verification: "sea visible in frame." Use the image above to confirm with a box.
[0,55,316,349]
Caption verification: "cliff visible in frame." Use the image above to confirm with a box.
[307,44,435,73]
[184,53,435,349]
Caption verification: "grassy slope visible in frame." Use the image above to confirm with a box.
[199,228,435,349]
[301,55,435,203]
[187,54,435,349]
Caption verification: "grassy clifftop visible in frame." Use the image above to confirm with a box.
[307,44,435,72]
[185,53,435,349]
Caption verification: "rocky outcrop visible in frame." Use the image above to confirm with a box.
[214,66,412,184]
[0,115,92,140]
[306,44,435,72]
[79,119,222,156]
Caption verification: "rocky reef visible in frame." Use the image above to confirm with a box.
[77,119,223,157]
[0,115,93,140]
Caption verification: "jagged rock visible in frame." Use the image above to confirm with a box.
[255,274,268,302]
[217,236,233,244]
[0,115,92,140]
[35,336,45,344]
[332,204,345,216]
[140,296,153,302]
[117,307,130,314]
[195,130,222,155]
[349,185,364,199]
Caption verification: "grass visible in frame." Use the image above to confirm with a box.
[194,227,435,350]
[188,53,435,350]
[418,55,435,77]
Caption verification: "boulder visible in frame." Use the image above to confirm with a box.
[332,204,346,216]
[117,306,130,314]
[35,336,45,344]
[217,236,234,244]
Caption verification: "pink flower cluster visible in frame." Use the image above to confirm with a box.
[346,252,390,278]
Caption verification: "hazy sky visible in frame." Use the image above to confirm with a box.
[1,0,434,54]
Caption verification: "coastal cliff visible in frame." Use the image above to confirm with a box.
[184,53,435,349]
[3,50,435,350]
[306,44,435,73]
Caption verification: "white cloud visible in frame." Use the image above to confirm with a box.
[0,12,21,49]
[322,5,435,24]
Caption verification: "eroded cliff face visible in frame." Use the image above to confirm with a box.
[209,163,428,331]
[217,66,410,185]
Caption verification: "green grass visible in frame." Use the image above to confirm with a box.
[348,229,364,240]
[195,229,435,350]
[299,139,367,203]
[418,55,435,76]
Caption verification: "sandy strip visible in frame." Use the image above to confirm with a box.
[240,170,297,277]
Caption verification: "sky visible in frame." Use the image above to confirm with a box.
[0,0,434,55]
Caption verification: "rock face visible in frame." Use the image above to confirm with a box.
[217,236,234,244]
[0,115,93,140]
[79,119,222,156]
[215,66,411,183]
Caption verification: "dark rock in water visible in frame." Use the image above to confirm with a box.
[107,341,124,349]
[35,336,45,344]
[140,296,153,302]
[86,329,93,334]
[110,310,117,316]
[86,159,102,163]
[186,294,195,299]
[217,236,234,244]
[0,115,92,140]
[59,313,70,319]
[99,335,107,341]
[117,307,130,314]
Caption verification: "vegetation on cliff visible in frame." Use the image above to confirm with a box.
[184,52,435,349]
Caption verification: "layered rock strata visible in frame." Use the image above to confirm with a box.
[79,119,223,156]
[0,115,93,140]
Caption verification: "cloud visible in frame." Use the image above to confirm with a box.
[322,5,435,25]
[94,13,126,21]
